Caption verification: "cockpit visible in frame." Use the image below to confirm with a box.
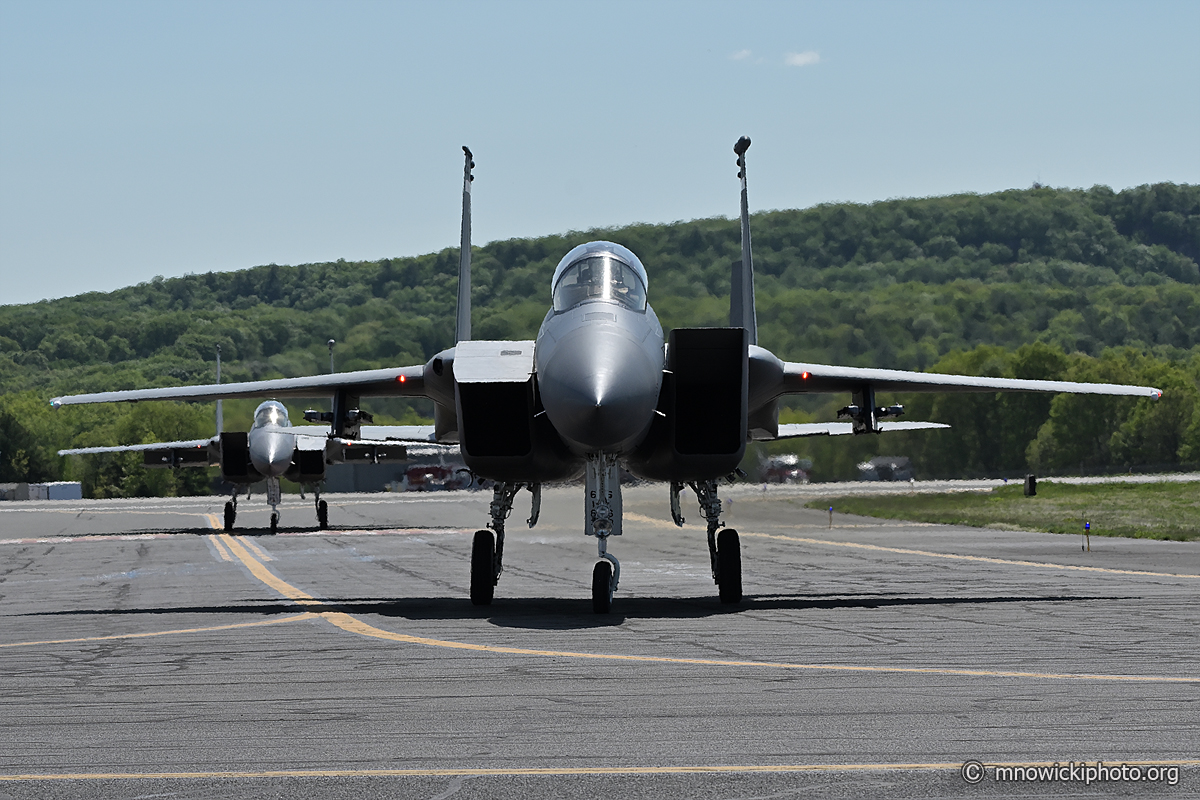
[254,400,290,428]
[551,243,648,313]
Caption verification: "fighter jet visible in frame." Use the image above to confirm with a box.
[51,140,1162,612]
[58,350,409,532]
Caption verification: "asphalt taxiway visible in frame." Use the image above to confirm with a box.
[1,483,1197,799]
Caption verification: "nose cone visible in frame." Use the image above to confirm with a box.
[249,428,295,478]
[540,328,661,453]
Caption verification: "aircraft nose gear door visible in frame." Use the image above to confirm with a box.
[689,479,742,603]
[586,453,622,613]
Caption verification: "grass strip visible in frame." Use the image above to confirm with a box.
[804,482,1200,541]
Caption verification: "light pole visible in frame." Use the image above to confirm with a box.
[327,339,336,374]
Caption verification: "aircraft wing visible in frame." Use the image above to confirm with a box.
[58,438,218,468]
[49,365,426,407]
[778,361,1162,398]
[58,438,215,456]
[359,425,439,442]
[291,424,438,442]
[773,421,950,439]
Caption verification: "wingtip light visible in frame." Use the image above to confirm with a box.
[397,374,407,383]
[801,371,810,380]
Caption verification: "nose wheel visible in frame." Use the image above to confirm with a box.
[592,537,620,614]
[592,560,613,613]
[223,499,236,531]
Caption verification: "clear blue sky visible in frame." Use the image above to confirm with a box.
[1,0,1197,306]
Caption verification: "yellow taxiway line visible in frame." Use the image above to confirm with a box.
[211,534,1200,684]
[208,533,234,561]
[0,613,317,649]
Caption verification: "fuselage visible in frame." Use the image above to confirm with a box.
[247,400,296,478]
[534,242,664,456]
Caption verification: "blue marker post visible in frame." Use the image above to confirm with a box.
[1084,520,1091,552]
[828,506,833,529]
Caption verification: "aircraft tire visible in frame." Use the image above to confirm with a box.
[317,500,328,530]
[470,530,495,606]
[592,560,613,614]
[717,528,742,604]
[270,513,278,535]
[224,502,235,531]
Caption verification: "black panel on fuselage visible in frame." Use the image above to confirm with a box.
[626,327,749,482]
[456,376,581,483]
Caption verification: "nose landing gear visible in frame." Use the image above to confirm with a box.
[587,453,622,613]
[266,476,282,535]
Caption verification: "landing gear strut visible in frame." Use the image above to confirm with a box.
[587,453,622,613]
[266,476,282,535]
[688,479,741,604]
[470,482,540,606]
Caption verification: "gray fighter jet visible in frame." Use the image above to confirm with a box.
[51,140,1162,612]
[59,357,409,532]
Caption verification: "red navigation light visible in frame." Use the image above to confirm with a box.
[397,375,407,383]
[801,371,810,380]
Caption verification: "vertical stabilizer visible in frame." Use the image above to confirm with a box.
[456,146,475,343]
[215,345,223,434]
[730,136,758,346]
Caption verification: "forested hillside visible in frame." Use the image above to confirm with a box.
[3,182,1198,492]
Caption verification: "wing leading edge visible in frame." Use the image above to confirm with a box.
[778,360,1162,398]
[49,364,427,407]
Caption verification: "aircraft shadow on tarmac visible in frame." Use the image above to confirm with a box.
[16,593,1139,631]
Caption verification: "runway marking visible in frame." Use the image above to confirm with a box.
[239,537,274,562]
[0,527,468,546]
[625,512,931,530]
[0,613,317,649]
[215,533,1200,684]
[740,532,1200,580]
[3,760,1198,781]
[219,535,324,607]
[0,534,182,546]
[0,508,223,517]
[278,528,470,537]
[207,534,233,562]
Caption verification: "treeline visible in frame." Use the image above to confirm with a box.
[1,181,1197,491]
[766,343,1200,482]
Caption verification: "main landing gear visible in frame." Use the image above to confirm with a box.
[470,482,540,606]
[224,490,238,531]
[672,479,742,604]
[311,485,329,530]
[587,453,622,613]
